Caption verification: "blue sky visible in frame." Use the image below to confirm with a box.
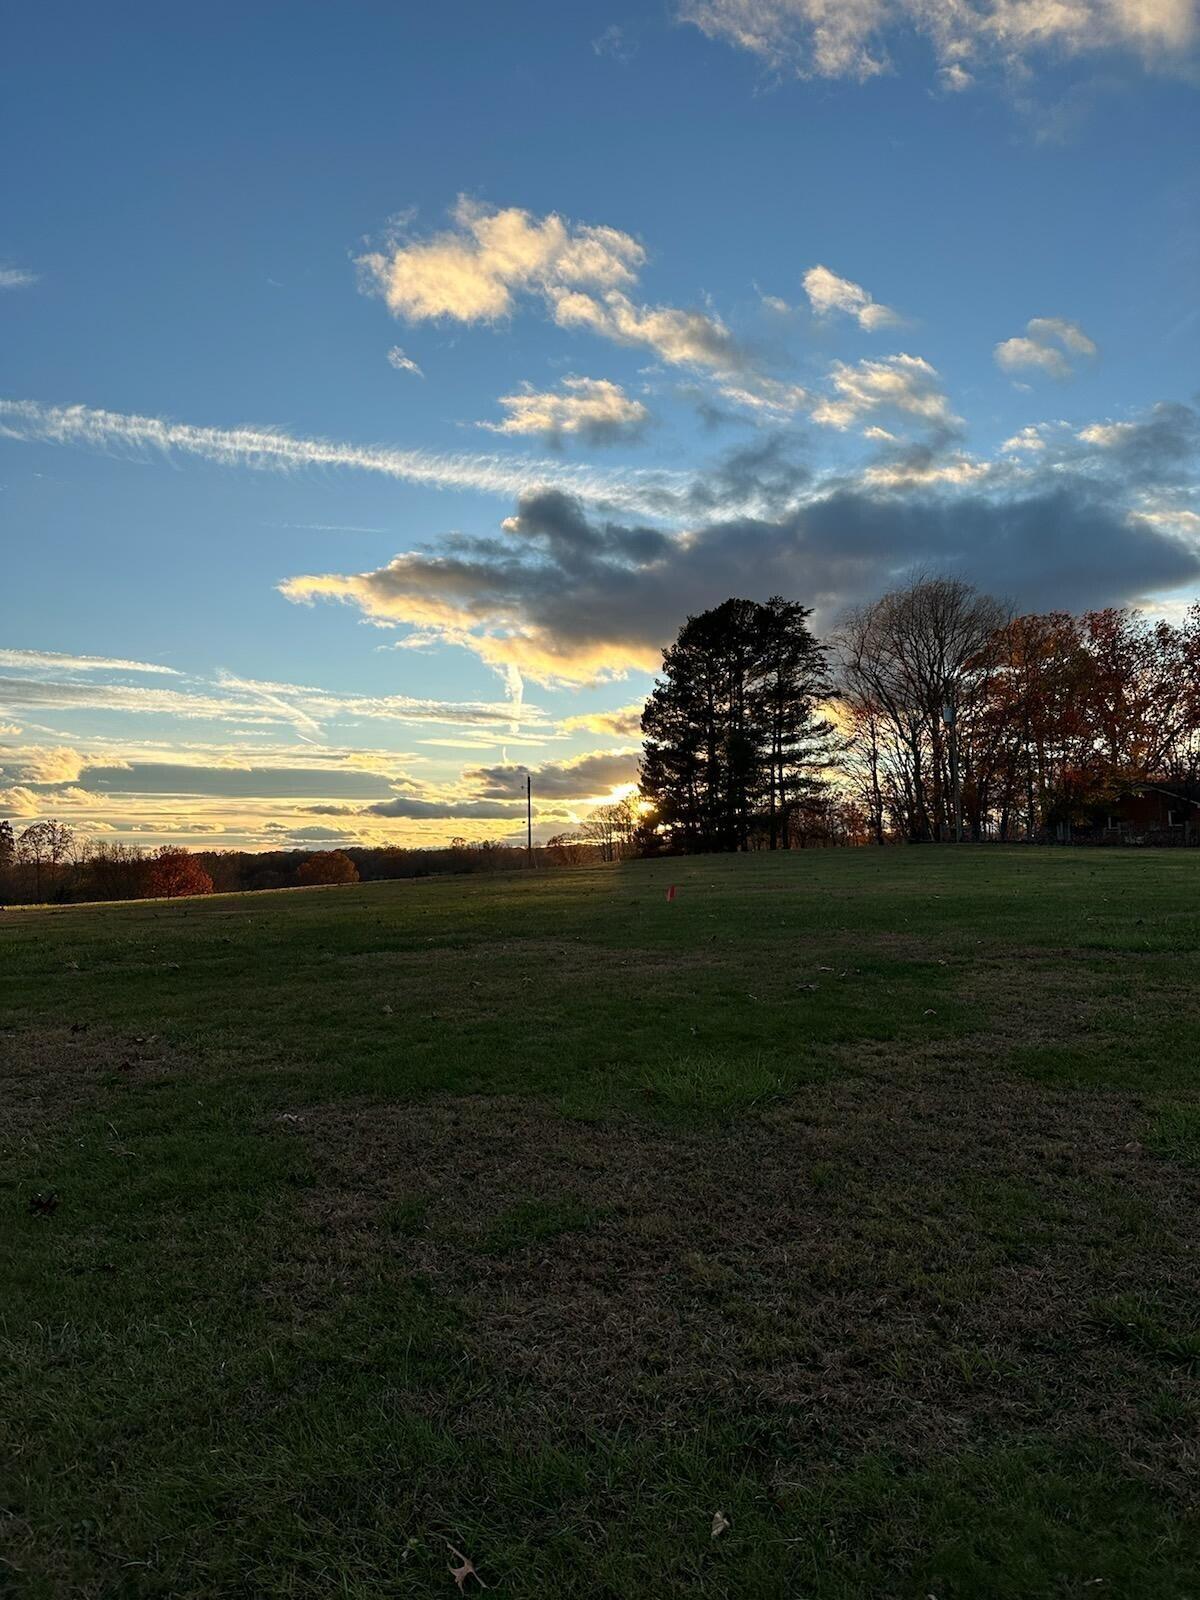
[2,1,1198,848]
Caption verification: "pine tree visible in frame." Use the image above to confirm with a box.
[641,596,832,852]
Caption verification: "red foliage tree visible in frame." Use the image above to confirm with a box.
[296,850,359,886]
[148,847,214,899]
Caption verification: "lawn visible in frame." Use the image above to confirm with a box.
[4,847,1200,1598]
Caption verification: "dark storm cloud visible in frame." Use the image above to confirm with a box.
[328,478,1199,651]
[281,401,1200,680]
[1076,402,1200,486]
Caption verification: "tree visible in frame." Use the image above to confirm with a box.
[83,841,150,901]
[836,577,1009,842]
[296,850,359,886]
[17,819,75,899]
[576,798,638,862]
[147,847,214,899]
[642,597,832,852]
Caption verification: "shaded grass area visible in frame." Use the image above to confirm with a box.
[3,848,1200,1596]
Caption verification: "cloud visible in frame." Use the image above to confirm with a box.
[549,286,749,376]
[995,316,1098,379]
[480,377,650,446]
[1075,401,1200,482]
[679,0,1198,82]
[1002,425,1049,452]
[593,23,637,59]
[811,354,960,432]
[803,265,900,330]
[279,403,1200,686]
[0,397,691,521]
[0,786,40,815]
[386,345,424,377]
[0,666,549,734]
[1,745,88,784]
[358,199,771,397]
[717,376,808,418]
[358,198,645,324]
[0,646,180,675]
[364,794,527,820]
[465,748,641,800]
[0,266,38,290]
[282,824,361,841]
[559,703,646,739]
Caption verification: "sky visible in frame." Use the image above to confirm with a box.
[1,1,1198,851]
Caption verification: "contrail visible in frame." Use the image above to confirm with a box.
[0,397,692,519]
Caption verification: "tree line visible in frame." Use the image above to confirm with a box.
[640,578,1200,851]
[0,828,643,907]
[4,576,1198,902]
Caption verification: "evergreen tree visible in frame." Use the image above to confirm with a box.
[641,596,833,852]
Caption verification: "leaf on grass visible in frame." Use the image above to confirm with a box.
[447,1543,486,1590]
[712,1510,731,1538]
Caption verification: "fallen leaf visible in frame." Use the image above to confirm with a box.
[712,1510,731,1538]
[447,1543,486,1590]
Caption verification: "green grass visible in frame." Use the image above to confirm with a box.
[4,846,1200,1596]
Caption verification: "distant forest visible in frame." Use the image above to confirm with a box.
[3,576,1198,904]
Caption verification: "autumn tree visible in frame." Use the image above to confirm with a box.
[296,850,359,886]
[147,847,214,899]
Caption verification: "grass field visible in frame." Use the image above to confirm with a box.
[5,847,1200,1598]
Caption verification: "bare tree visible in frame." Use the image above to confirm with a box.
[17,819,75,899]
[836,577,1009,842]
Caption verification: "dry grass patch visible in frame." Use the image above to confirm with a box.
[271,1075,1200,1489]
[0,1026,181,1148]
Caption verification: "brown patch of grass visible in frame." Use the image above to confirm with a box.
[270,1077,1200,1487]
[0,1026,182,1149]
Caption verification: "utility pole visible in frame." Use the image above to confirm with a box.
[526,774,532,863]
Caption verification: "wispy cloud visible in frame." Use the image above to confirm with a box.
[0,397,690,518]
[0,664,550,734]
[386,345,424,377]
[0,646,180,676]
[0,266,38,290]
